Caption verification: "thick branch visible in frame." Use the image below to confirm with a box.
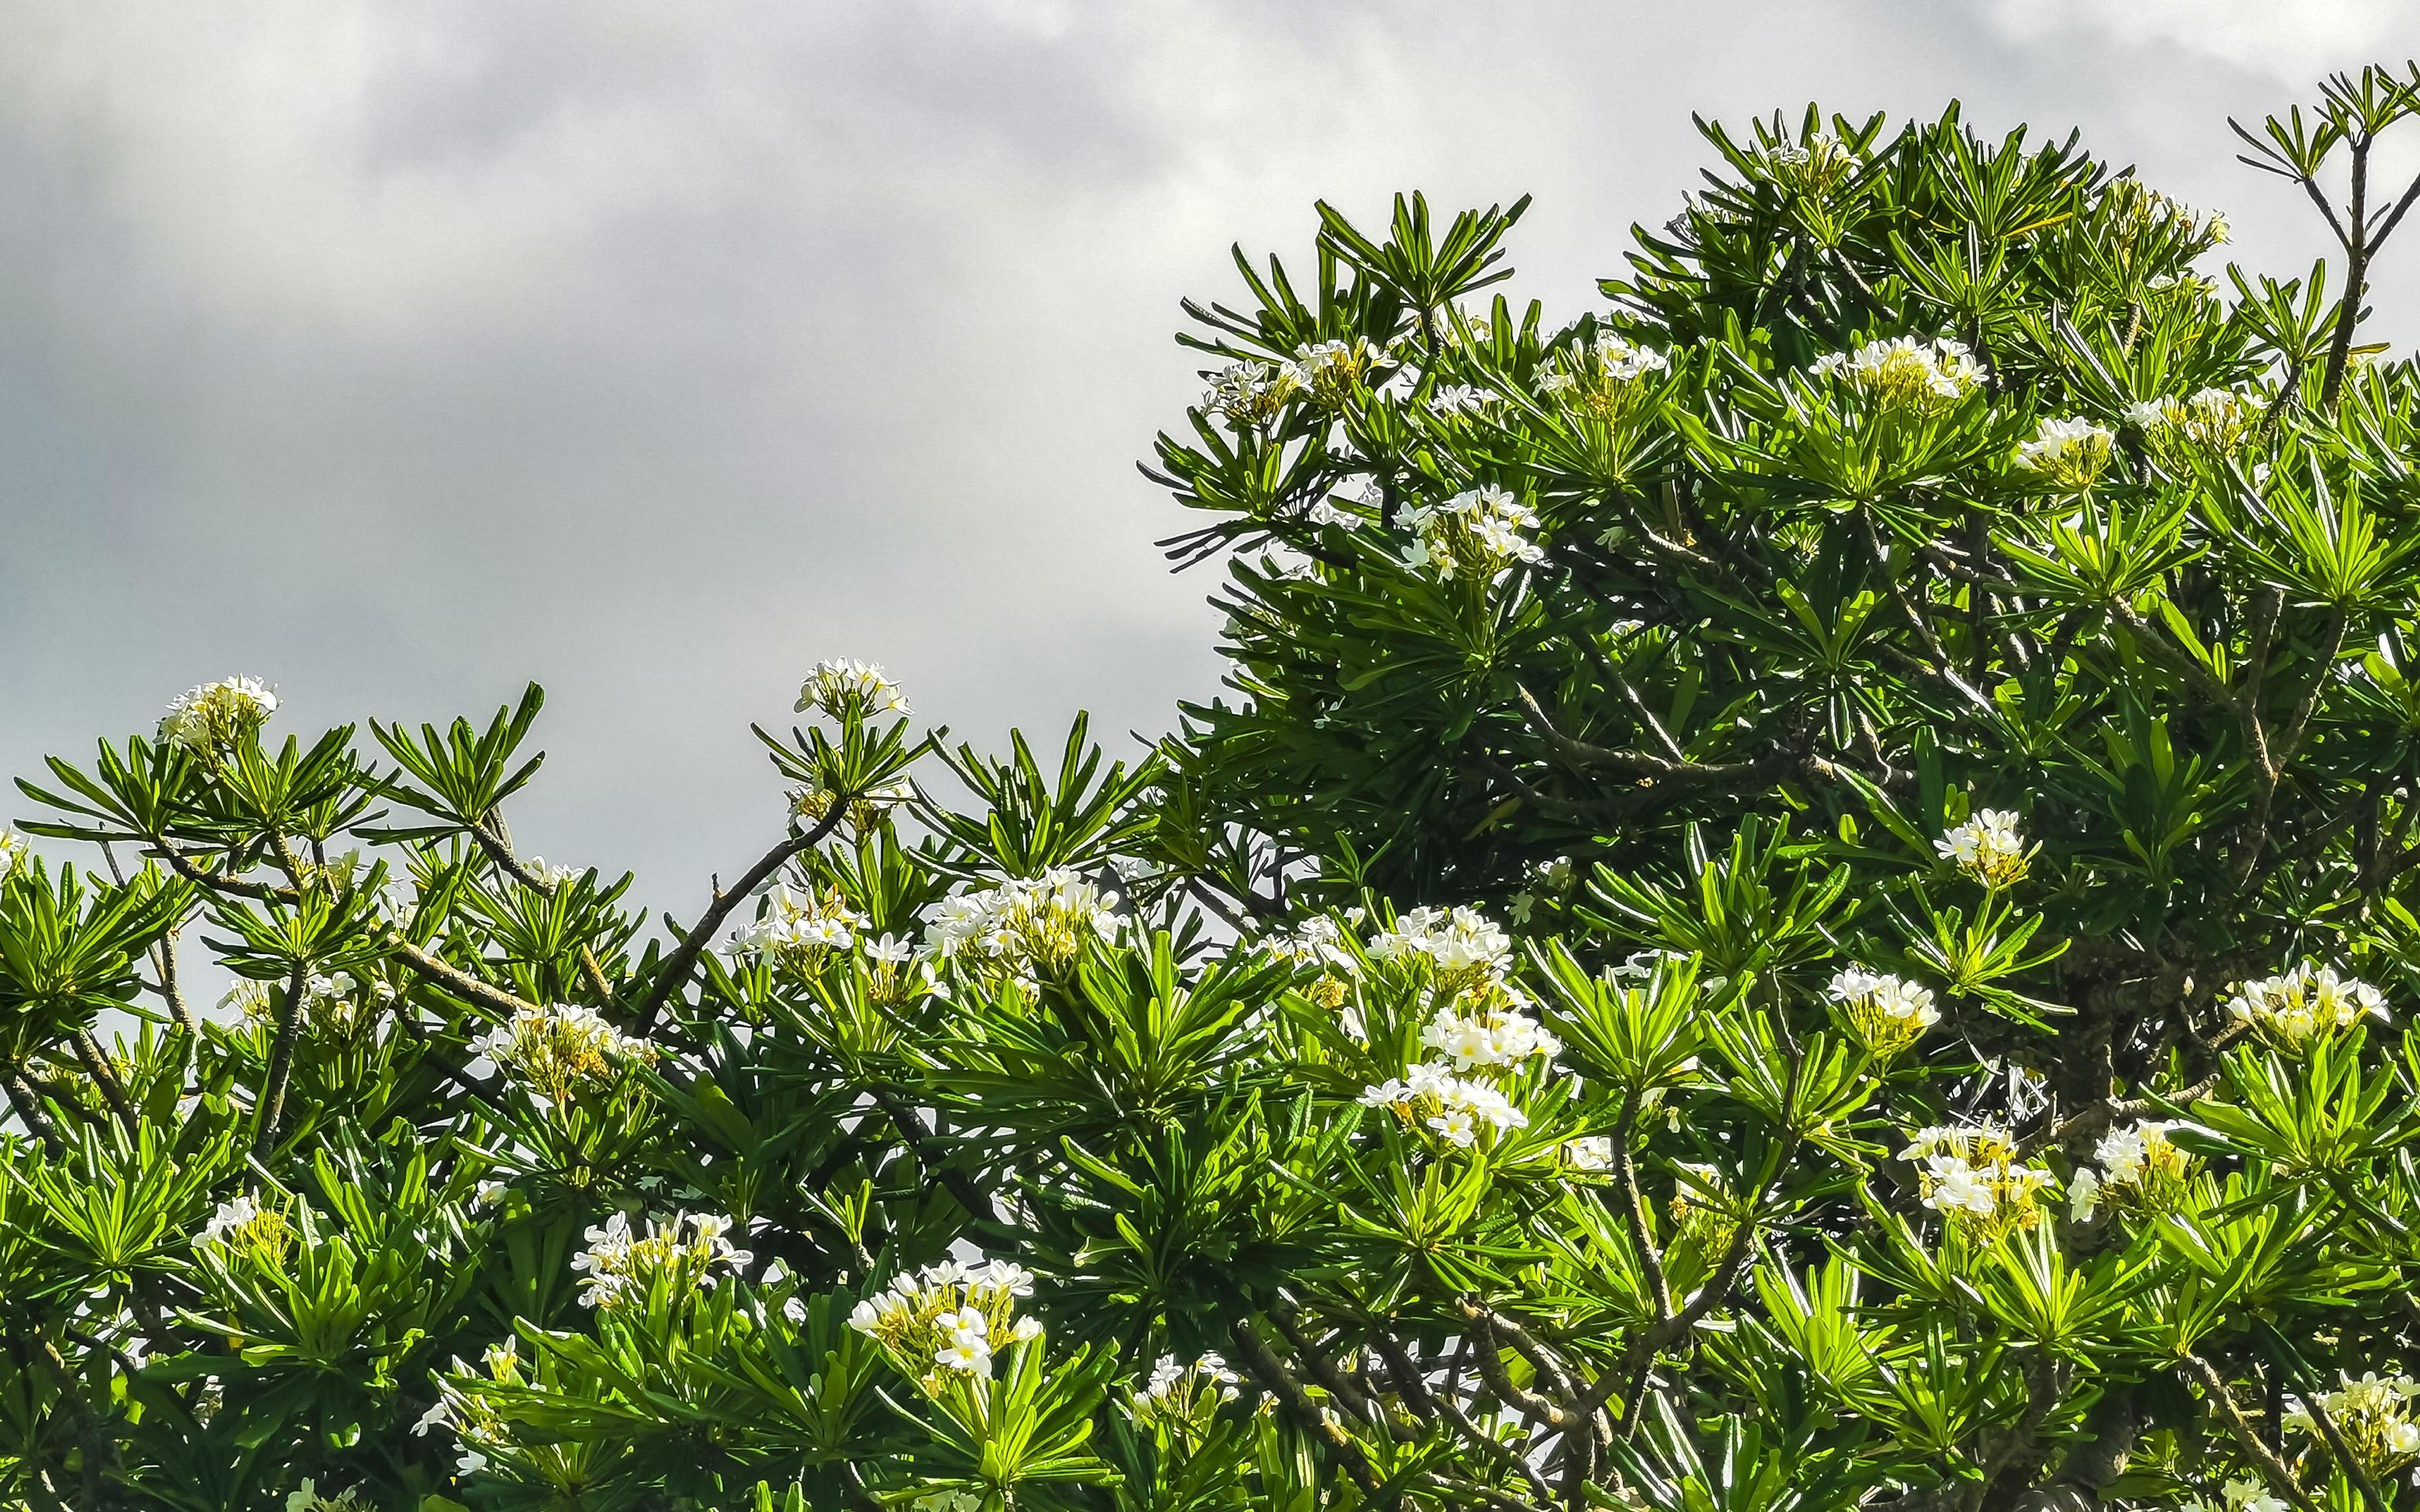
[253,964,308,1156]
[1269,1308,1394,1436]
[1387,1329,1554,1510]
[2180,1355,2319,1512]
[862,1085,1012,1244]
[387,937,539,1020]
[71,1031,137,1131]
[1229,1314,1384,1496]
[1,1065,66,1156]
[2321,139,2372,409]
[2298,1379,2388,1512]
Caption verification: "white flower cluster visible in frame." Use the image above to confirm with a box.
[2102,178,2228,245]
[1289,336,1387,408]
[1900,1125,2057,1242]
[795,658,911,721]
[1360,1062,1529,1147]
[2283,1372,2420,1478]
[1422,1001,1560,1069]
[1204,359,1302,426]
[2070,1120,2189,1221]
[1540,332,1671,424]
[2013,416,2115,488]
[1355,903,1560,1149]
[2182,1480,2290,1512]
[850,1257,1043,1388]
[221,970,397,1039]
[412,1339,520,1477]
[1807,336,1982,410]
[198,1192,292,1266]
[728,882,864,963]
[1825,967,1940,1060]
[572,1210,751,1310]
[0,827,26,880]
[1765,134,1857,196]
[1259,915,1352,968]
[926,868,1122,983]
[2125,386,2260,460]
[1396,485,1546,581]
[158,676,279,758]
[473,1003,655,1103]
[1563,1135,1615,1172]
[1427,382,1489,416]
[2224,961,2389,1048]
[1366,904,1516,991]
[1130,1351,1242,1438]
[1936,809,2029,888]
[518,856,583,889]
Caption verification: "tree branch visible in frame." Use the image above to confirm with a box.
[637,808,849,1030]
[2180,1354,2320,1512]
[1,1063,66,1156]
[253,963,308,1156]
[1229,1314,1384,1496]
[387,937,539,1020]
[467,821,615,1002]
[70,1031,137,1132]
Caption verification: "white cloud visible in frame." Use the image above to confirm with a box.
[0,0,2408,904]
[1986,0,2418,85]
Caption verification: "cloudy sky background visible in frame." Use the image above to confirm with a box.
[4,0,2418,911]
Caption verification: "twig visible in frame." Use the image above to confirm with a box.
[468,821,615,1001]
[154,926,195,1033]
[1514,685,1758,785]
[861,1086,1013,1244]
[1608,1090,1672,1322]
[637,808,850,1030]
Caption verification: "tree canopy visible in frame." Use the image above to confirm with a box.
[13,61,2420,1512]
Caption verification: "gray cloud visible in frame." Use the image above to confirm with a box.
[2,0,2415,906]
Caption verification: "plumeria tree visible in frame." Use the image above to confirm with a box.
[17,61,2420,1512]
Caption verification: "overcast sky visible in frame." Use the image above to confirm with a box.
[5,0,2418,910]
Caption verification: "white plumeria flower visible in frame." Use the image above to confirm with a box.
[159,676,279,756]
[2013,416,2115,485]
[935,1335,992,1375]
[2226,961,2389,1047]
[1935,809,2029,888]
[1825,967,1940,1057]
[1804,336,1980,405]
[1563,1136,1616,1172]
[795,658,910,721]
[1428,1109,1479,1146]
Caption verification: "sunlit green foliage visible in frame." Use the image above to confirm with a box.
[13,62,2420,1512]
